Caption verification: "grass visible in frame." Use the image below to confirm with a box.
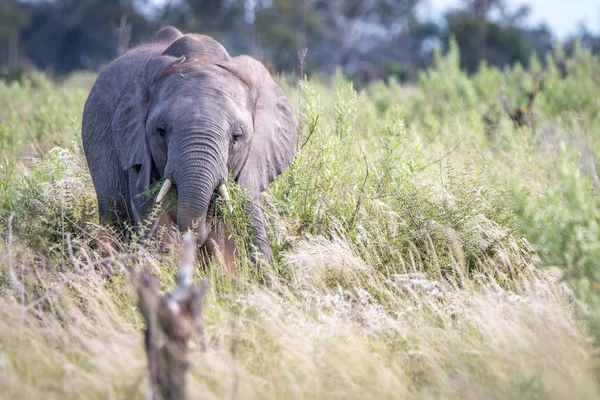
[2,43,600,398]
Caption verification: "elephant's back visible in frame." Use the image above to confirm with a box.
[83,46,161,134]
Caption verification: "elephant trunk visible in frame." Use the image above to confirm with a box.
[172,143,224,246]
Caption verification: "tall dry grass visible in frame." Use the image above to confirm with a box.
[2,45,600,398]
[1,232,597,399]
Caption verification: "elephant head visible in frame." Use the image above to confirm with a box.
[111,54,296,245]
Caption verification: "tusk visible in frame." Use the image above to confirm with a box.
[217,184,233,211]
[156,179,172,203]
[217,184,230,201]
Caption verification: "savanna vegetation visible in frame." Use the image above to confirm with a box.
[2,42,600,398]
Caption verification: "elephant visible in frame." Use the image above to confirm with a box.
[82,27,297,278]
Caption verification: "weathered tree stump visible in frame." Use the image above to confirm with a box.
[136,233,209,400]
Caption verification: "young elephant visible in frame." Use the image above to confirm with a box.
[82,27,296,272]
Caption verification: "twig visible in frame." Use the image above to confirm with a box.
[585,146,600,195]
[420,128,443,153]
[7,214,22,297]
[382,163,424,237]
[24,248,137,312]
[7,214,25,340]
[229,319,239,400]
[300,114,319,150]
[349,154,369,228]
[422,140,463,170]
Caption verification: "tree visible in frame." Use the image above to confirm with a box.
[0,0,28,68]
[0,0,594,82]
[3,0,156,73]
[444,0,551,72]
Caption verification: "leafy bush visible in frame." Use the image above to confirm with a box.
[2,44,600,398]
[0,148,96,255]
[513,144,600,340]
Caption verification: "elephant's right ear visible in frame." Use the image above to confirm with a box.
[111,55,185,189]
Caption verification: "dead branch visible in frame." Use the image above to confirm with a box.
[499,75,545,128]
[137,232,209,400]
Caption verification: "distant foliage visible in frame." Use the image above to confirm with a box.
[1,0,598,83]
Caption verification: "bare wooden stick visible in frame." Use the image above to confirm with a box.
[137,232,209,400]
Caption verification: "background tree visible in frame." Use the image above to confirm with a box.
[444,0,552,72]
[0,0,28,68]
[0,0,597,82]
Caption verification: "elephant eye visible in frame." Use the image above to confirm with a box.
[157,127,166,137]
[233,124,244,142]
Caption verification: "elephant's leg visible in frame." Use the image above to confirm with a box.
[93,160,130,255]
[204,222,237,279]
[127,166,158,238]
[246,197,274,286]
[154,212,179,245]
[97,188,130,231]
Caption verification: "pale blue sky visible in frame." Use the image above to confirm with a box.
[428,0,600,38]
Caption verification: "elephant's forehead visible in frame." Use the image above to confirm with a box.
[162,35,231,63]
[154,66,250,108]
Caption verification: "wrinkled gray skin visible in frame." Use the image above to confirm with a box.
[82,27,296,268]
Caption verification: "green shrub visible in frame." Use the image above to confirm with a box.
[2,42,600,398]
[0,147,96,256]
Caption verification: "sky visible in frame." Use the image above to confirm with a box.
[428,0,600,38]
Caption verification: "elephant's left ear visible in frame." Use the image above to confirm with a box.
[112,55,185,191]
[218,56,297,196]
